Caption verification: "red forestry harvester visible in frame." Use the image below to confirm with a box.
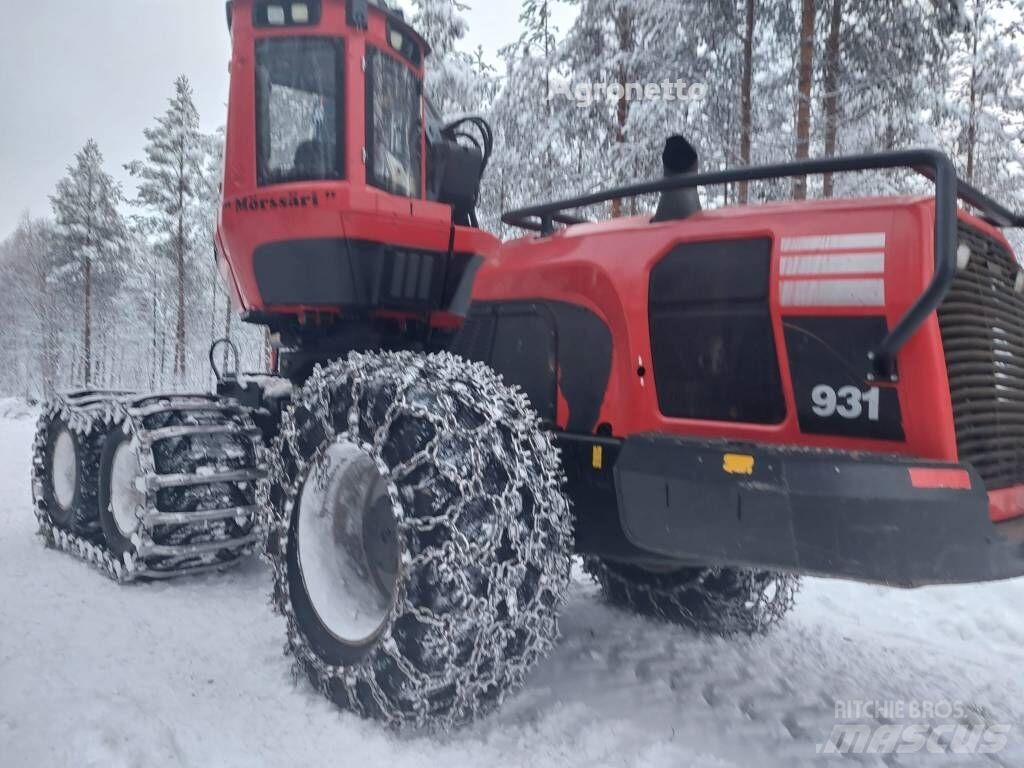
[31,0,1024,728]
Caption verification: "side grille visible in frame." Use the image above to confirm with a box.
[937,223,1024,489]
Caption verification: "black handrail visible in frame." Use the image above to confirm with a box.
[501,149,1024,380]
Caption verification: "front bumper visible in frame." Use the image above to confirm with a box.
[612,434,1024,588]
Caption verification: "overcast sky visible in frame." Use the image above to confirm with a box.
[0,0,574,239]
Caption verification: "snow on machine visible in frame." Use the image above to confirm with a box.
[31,0,1024,728]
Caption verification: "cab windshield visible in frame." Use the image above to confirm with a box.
[255,37,344,186]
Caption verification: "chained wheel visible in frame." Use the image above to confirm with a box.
[586,558,799,635]
[266,351,573,729]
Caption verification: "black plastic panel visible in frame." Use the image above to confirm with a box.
[490,308,558,420]
[614,434,1022,587]
[649,238,785,424]
[547,302,613,431]
[452,307,496,363]
[452,300,613,430]
[452,303,557,421]
[253,238,480,315]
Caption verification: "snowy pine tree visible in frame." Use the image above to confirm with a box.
[0,216,63,398]
[815,1,946,196]
[50,139,127,386]
[943,0,1024,188]
[480,0,573,234]
[411,0,490,117]
[127,75,206,380]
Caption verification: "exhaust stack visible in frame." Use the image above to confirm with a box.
[652,135,702,223]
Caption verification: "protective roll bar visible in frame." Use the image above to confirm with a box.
[501,149,1024,380]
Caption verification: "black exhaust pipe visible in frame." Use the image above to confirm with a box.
[652,135,702,222]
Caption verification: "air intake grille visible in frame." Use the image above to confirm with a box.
[937,223,1024,490]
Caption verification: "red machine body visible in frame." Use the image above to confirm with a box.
[475,198,1024,524]
[214,0,1024,587]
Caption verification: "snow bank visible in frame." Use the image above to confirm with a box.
[0,397,38,421]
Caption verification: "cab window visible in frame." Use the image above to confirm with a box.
[255,37,344,186]
[365,47,422,198]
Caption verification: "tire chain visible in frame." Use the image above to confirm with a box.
[32,391,267,583]
[264,351,575,730]
[585,558,800,635]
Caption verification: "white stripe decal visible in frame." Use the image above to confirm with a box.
[780,252,885,276]
[780,278,885,307]
[781,233,886,252]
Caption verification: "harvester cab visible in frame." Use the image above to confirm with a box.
[216,0,497,380]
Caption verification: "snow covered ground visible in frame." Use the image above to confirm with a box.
[2,407,1024,768]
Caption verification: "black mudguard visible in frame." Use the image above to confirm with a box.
[569,433,1024,588]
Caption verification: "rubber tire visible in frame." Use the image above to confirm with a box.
[39,414,95,534]
[586,558,798,635]
[268,351,573,729]
[97,426,136,558]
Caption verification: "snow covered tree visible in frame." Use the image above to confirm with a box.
[480,0,572,234]
[557,1,762,211]
[738,0,756,202]
[15,218,60,397]
[516,0,560,101]
[559,0,644,215]
[792,0,815,200]
[820,0,841,197]
[0,216,64,398]
[942,0,1024,187]
[411,0,490,116]
[50,139,127,386]
[127,75,206,380]
[820,1,947,182]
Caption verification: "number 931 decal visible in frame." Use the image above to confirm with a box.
[783,315,904,441]
[811,384,881,422]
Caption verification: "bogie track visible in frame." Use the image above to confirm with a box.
[32,390,267,582]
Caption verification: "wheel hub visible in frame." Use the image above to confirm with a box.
[110,440,145,538]
[51,429,77,511]
[296,439,400,646]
